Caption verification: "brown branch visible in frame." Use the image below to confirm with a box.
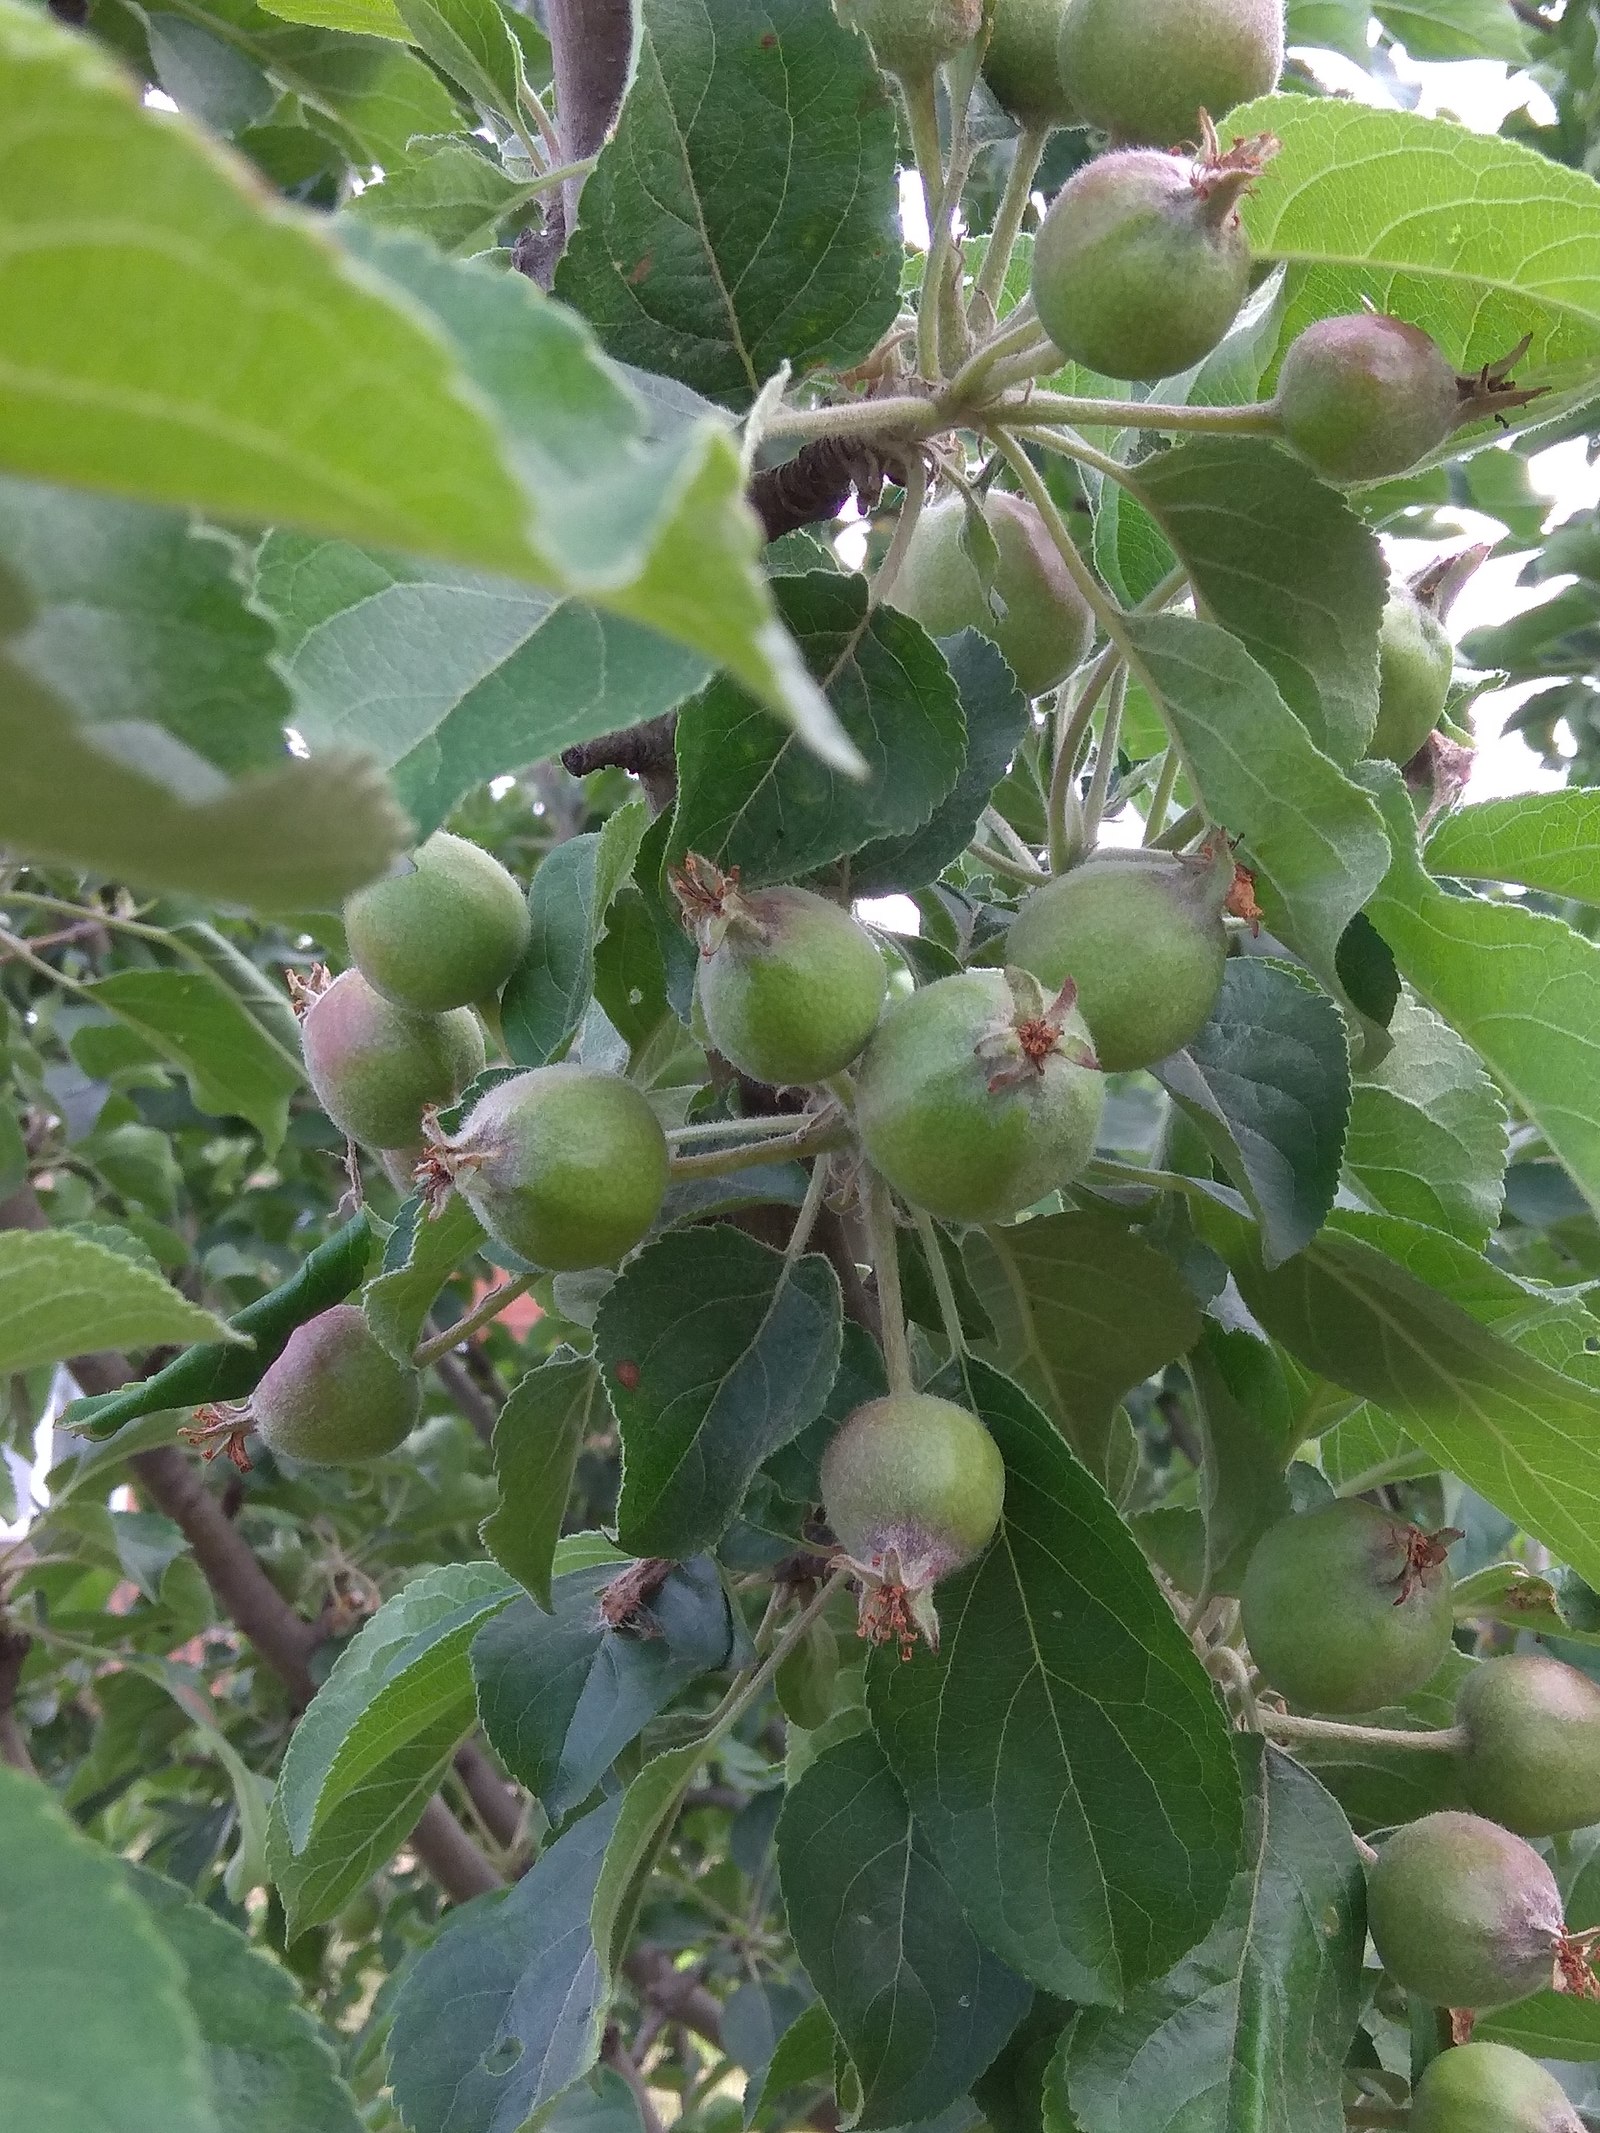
[409,1795,505,1902]
[561,713,680,813]
[749,435,903,543]
[624,1946,724,2050]
[454,1738,523,1851]
[431,1347,500,1446]
[0,1623,37,1776]
[547,0,632,226]
[603,2028,667,2133]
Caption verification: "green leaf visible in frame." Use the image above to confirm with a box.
[256,0,408,38]
[1158,959,1352,1269]
[673,573,966,884]
[1232,95,1600,423]
[393,0,522,129]
[502,801,651,1066]
[84,969,303,1151]
[1479,1992,1600,2063]
[964,1211,1202,1486]
[1374,0,1529,63]
[362,1189,489,1363]
[1343,990,1508,1249]
[1281,1648,1473,1836]
[0,554,410,910]
[66,1211,373,1439]
[851,631,1032,896]
[0,1227,234,1375]
[1122,616,1390,997]
[556,0,901,408]
[0,1764,215,2133]
[1060,1742,1366,2133]
[346,135,545,256]
[1210,1206,1600,1597]
[387,1797,622,2133]
[1424,791,1600,905]
[0,10,850,760]
[777,1729,1032,2131]
[270,1561,518,1931]
[254,536,710,837]
[1363,766,1600,1215]
[595,1224,843,1558]
[1135,440,1386,764]
[127,1865,364,2133]
[0,478,291,775]
[1284,0,1370,65]
[483,1353,604,1609]
[195,0,459,158]
[591,1740,708,1980]
[1188,1328,1297,1598]
[868,1360,1243,2005]
[471,1557,732,1818]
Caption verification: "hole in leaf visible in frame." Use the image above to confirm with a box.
[482,2038,524,2078]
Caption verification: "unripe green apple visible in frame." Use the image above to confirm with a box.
[890,493,1095,697]
[1276,314,1461,483]
[445,1066,669,1271]
[1370,588,1454,765]
[344,831,531,1014]
[253,1304,421,1464]
[1366,1812,1567,2012]
[855,967,1104,1222]
[1005,846,1232,1071]
[301,969,485,1151]
[1031,142,1266,380]
[835,0,981,77]
[983,0,1075,130]
[1240,1499,1455,1712]
[1057,0,1284,147]
[823,1392,1005,1651]
[1457,1654,1600,1838]
[1412,2041,1584,2133]
[678,863,887,1086]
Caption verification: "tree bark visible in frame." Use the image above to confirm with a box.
[546,0,633,230]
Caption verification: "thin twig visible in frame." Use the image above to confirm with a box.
[863,1172,913,1396]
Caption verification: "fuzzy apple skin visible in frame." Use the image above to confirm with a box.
[1057,0,1284,147]
[253,1304,421,1464]
[1371,589,1454,764]
[1366,1812,1565,2013]
[890,494,1095,697]
[1005,854,1228,1071]
[697,886,887,1086]
[301,969,485,1151]
[835,0,981,76]
[823,1393,1005,1576]
[345,831,531,1014]
[983,0,1075,128]
[1411,2041,1584,2133]
[1276,314,1461,483]
[855,969,1104,1222]
[451,1066,669,1271]
[1031,149,1253,381]
[1240,1500,1454,1713]
[1457,1654,1600,1838]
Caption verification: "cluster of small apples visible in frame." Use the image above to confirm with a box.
[1240,1499,1600,2129]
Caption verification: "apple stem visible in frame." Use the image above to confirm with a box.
[972,122,1050,324]
[864,1169,915,1396]
[1262,1712,1470,1754]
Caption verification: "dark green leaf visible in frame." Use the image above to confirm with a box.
[594,1224,842,1557]
[483,1353,605,1609]
[868,1361,1243,2004]
[85,968,304,1151]
[1156,959,1351,1269]
[470,1557,732,1819]
[387,1797,622,2133]
[502,802,650,1066]
[1425,791,1600,905]
[363,1189,493,1365]
[1061,1742,1366,2133]
[556,0,901,408]
[672,573,966,886]
[127,1865,364,2133]
[851,631,1032,895]
[66,1212,374,1440]
[1188,1327,1297,1598]
[777,1729,1031,2130]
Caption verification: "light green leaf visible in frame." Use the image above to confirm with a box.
[592,1742,707,1979]
[85,969,304,1151]
[1343,990,1508,1248]
[0,1764,215,2133]
[1425,790,1600,905]
[483,1353,604,1609]
[256,0,408,38]
[362,1189,489,1362]
[270,1561,518,1930]
[1363,766,1600,1215]
[0,9,850,761]
[394,0,522,131]
[1374,1,1529,63]
[964,1210,1202,1487]
[1062,1743,1366,2133]
[556,0,902,408]
[0,1228,235,1374]
[1233,95,1600,422]
[127,1866,365,2133]
[502,800,651,1066]
[1284,0,1370,64]
[345,134,549,256]
[1122,614,1391,997]
[1135,439,1386,764]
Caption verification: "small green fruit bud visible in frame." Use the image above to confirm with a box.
[1457,1654,1600,1839]
[345,831,530,1014]
[1412,2041,1584,2133]
[1058,0,1284,149]
[1366,1812,1570,2013]
[301,968,485,1151]
[983,0,1076,130]
[253,1304,421,1465]
[835,0,981,78]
